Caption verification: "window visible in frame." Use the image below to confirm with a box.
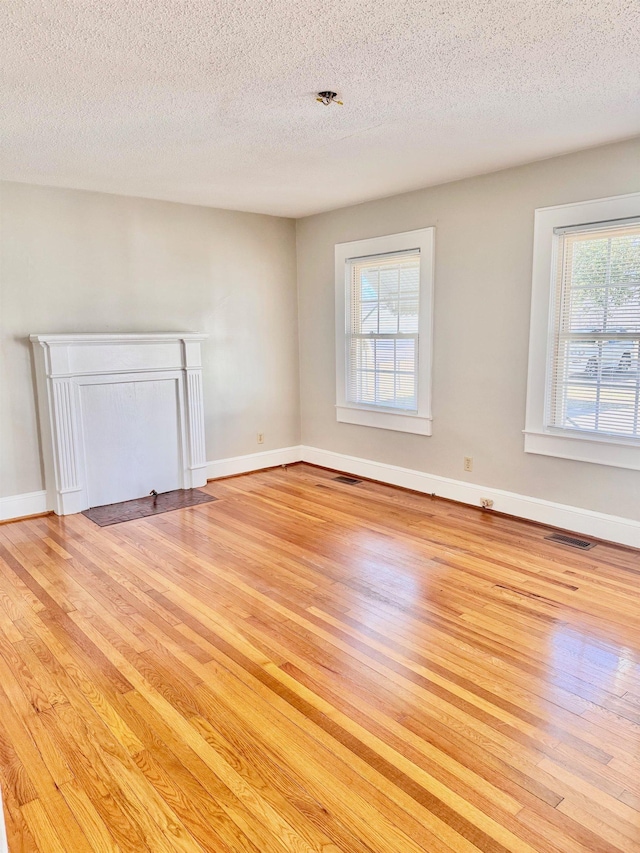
[347,251,420,411]
[335,228,434,434]
[549,221,640,436]
[525,193,640,470]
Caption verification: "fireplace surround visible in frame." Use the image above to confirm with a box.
[30,333,207,515]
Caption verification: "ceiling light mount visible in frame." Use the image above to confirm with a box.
[316,91,343,106]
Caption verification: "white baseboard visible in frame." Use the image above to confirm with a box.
[0,448,304,522]
[206,445,303,480]
[0,489,48,522]
[300,446,640,550]
[2,446,638,549]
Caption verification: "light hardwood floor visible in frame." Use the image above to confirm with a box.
[0,463,639,852]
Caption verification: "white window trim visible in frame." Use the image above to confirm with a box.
[335,228,435,435]
[524,191,640,470]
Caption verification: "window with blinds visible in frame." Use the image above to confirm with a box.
[547,219,640,439]
[346,250,420,411]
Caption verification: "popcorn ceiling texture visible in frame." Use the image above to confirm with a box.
[2,1,639,217]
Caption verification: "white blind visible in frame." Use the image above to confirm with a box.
[548,220,640,438]
[346,250,420,411]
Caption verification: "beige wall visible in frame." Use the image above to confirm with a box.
[0,182,300,498]
[296,138,640,521]
[2,139,639,519]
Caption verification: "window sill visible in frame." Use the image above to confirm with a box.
[336,405,432,435]
[523,429,640,470]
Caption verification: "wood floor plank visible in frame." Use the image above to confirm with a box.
[0,463,639,851]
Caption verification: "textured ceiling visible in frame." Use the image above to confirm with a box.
[1,1,639,217]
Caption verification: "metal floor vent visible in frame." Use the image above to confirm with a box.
[545,532,596,550]
[333,475,362,485]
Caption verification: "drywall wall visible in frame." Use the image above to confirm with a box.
[0,182,299,499]
[296,138,640,521]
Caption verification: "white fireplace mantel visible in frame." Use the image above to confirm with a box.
[30,333,208,515]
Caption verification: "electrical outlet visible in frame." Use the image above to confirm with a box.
[257,433,264,445]
[463,456,473,472]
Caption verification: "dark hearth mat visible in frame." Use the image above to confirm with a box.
[82,489,218,526]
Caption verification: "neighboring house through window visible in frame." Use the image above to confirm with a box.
[525,193,640,470]
[335,228,435,435]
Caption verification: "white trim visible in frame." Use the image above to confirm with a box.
[2,445,637,549]
[206,446,303,480]
[335,228,435,436]
[336,406,432,435]
[300,446,640,549]
[523,430,640,470]
[0,447,304,521]
[525,192,640,468]
[0,490,48,521]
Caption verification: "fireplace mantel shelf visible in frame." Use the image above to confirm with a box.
[30,332,206,343]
